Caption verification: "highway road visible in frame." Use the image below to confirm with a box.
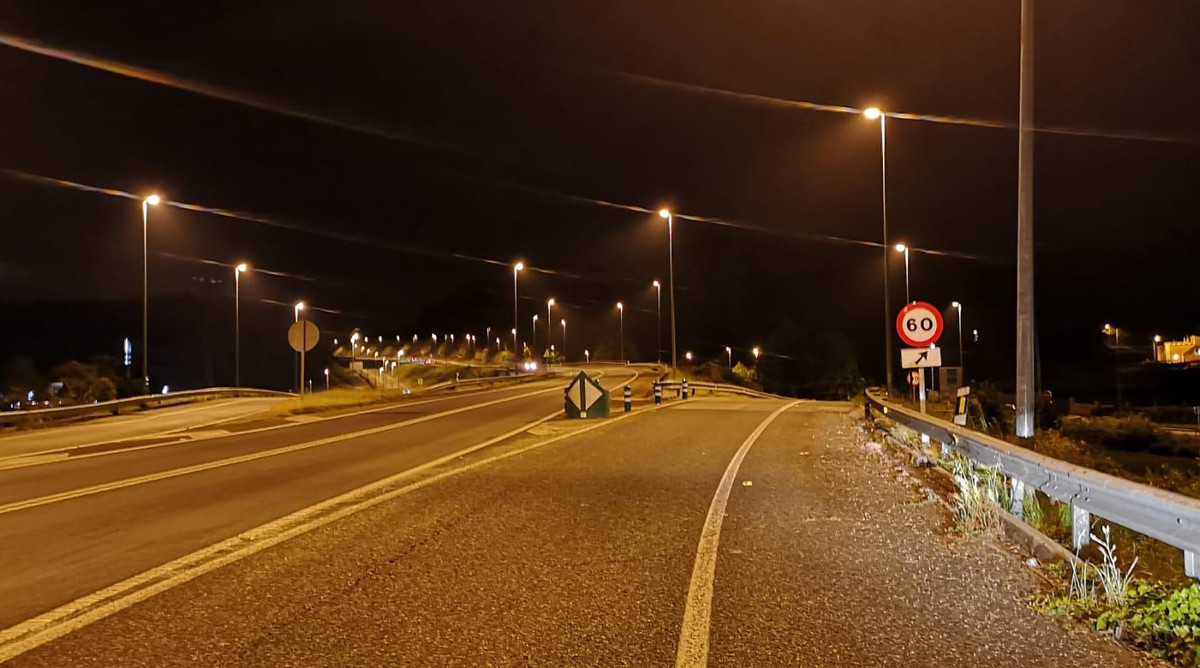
[0,397,284,459]
[0,367,1142,666]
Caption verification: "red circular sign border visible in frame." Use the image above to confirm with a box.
[896,302,944,347]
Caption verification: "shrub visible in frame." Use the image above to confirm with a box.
[1059,415,1174,453]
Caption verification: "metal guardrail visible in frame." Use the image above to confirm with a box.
[0,387,293,427]
[658,380,783,401]
[865,387,1200,577]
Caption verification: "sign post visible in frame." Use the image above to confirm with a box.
[288,319,320,395]
[896,302,944,414]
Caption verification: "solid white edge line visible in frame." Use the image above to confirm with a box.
[0,370,642,663]
[674,400,799,668]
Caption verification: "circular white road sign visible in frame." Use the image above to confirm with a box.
[895,302,943,347]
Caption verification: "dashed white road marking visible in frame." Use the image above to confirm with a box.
[674,400,799,668]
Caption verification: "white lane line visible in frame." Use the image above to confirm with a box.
[674,400,799,668]
[0,378,561,471]
[0,372,645,663]
[0,385,566,517]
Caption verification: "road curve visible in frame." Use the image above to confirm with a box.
[0,380,1143,666]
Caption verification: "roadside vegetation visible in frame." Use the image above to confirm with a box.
[270,363,511,416]
[879,423,1200,665]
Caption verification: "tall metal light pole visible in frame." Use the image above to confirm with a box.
[1014,0,1037,439]
[894,243,911,304]
[532,314,539,349]
[546,298,555,350]
[512,262,524,354]
[725,346,732,368]
[617,302,625,362]
[652,280,662,364]
[863,108,893,394]
[952,301,964,373]
[141,194,160,392]
[234,262,248,387]
[294,301,306,394]
[657,210,677,369]
[561,318,567,361]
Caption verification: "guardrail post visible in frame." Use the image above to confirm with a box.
[1009,478,1026,519]
[623,386,632,412]
[653,383,662,405]
[681,379,689,399]
[1072,504,1091,551]
[1186,551,1198,579]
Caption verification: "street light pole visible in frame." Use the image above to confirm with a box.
[512,262,524,355]
[894,243,911,304]
[234,262,248,387]
[294,301,306,394]
[618,302,625,361]
[652,280,662,364]
[863,108,893,394]
[561,318,567,361]
[725,346,732,368]
[532,314,539,349]
[952,301,964,374]
[141,194,160,392]
[1014,0,1037,439]
[658,210,677,369]
[546,298,555,353]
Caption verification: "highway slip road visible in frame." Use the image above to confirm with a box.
[0,374,1142,666]
[0,397,283,459]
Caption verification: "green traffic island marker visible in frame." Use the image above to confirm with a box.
[563,371,610,419]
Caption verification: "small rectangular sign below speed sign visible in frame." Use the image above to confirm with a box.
[901,347,942,369]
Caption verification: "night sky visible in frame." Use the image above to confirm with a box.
[1,2,1197,394]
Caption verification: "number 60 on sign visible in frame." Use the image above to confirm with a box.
[895,301,944,347]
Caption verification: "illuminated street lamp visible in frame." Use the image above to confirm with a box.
[752,346,761,362]
[658,209,678,368]
[141,193,161,391]
[532,314,539,348]
[617,301,625,361]
[546,298,556,350]
[512,261,524,352]
[1102,323,1124,409]
[951,301,964,372]
[585,349,590,363]
[652,280,662,364]
[293,301,306,394]
[561,318,567,361]
[234,262,249,387]
[684,351,693,362]
[894,243,911,304]
[324,367,330,391]
[725,346,732,368]
[863,107,894,393]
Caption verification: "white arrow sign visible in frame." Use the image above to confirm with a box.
[901,346,942,369]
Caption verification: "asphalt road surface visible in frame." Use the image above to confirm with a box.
[0,369,1142,666]
[0,397,284,459]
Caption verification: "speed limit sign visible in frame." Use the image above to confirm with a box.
[896,301,944,347]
